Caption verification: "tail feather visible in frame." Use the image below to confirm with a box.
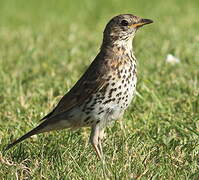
[5,110,71,151]
[5,121,48,151]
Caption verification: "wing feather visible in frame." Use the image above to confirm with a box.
[41,54,108,120]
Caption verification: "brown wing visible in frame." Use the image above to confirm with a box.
[41,53,108,120]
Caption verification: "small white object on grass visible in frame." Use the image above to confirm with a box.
[166,54,180,64]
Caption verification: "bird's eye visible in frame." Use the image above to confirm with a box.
[121,20,129,26]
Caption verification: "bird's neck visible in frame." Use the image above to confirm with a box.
[101,37,136,61]
[114,38,133,54]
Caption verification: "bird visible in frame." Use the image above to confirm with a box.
[5,14,153,159]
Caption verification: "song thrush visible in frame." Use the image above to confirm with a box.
[6,14,153,159]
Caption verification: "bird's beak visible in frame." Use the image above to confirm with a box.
[131,18,153,28]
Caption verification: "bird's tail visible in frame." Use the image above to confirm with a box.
[5,120,49,151]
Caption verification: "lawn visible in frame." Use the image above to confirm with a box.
[0,0,199,179]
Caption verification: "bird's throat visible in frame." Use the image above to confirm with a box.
[101,37,134,58]
[113,38,133,55]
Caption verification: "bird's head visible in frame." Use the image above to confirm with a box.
[103,14,153,46]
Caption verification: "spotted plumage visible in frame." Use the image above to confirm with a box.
[5,14,153,159]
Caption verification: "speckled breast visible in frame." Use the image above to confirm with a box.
[80,56,137,127]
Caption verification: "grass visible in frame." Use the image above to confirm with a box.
[0,0,199,179]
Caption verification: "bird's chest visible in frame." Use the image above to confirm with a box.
[80,60,137,126]
[102,61,137,111]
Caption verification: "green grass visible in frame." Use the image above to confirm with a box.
[0,0,199,179]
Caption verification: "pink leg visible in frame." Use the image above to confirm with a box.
[90,125,103,159]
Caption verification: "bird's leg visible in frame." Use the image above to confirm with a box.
[98,129,105,157]
[90,125,103,159]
